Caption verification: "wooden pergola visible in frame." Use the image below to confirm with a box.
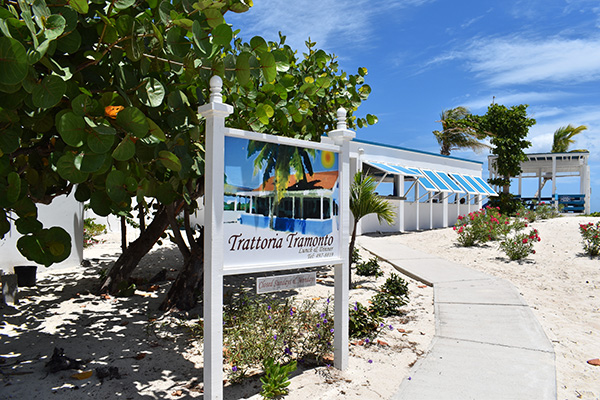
[488,152,591,213]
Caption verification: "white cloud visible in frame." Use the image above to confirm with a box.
[461,91,571,111]
[465,36,600,86]
[228,0,435,53]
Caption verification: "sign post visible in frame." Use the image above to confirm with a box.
[200,76,354,399]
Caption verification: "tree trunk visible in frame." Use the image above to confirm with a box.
[159,234,204,311]
[348,218,358,290]
[99,206,170,294]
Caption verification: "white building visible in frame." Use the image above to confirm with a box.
[351,139,496,234]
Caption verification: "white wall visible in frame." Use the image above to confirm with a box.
[0,193,84,274]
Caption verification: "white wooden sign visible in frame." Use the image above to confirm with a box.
[199,76,353,400]
[256,272,316,294]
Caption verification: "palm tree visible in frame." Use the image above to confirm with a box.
[433,107,490,156]
[551,124,587,153]
[349,172,396,288]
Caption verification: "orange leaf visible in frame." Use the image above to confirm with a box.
[104,105,124,119]
[172,390,183,396]
[71,370,93,380]
[587,358,600,366]
[134,353,147,360]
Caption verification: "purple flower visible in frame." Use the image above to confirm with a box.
[330,328,334,333]
[267,305,271,311]
[353,302,358,311]
[368,359,373,364]
[274,334,277,340]
[320,313,326,318]
[284,347,292,355]
[380,323,384,327]
[389,325,393,330]
[316,323,320,328]
[290,309,294,316]
[365,338,370,343]
[326,298,330,304]
[232,366,238,372]
[323,319,328,324]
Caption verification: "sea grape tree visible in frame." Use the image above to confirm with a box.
[0,0,376,308]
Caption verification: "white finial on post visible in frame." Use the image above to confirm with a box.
[209,75,224,103]
[336,107,347,130]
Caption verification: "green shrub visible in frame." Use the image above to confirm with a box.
[579,222,600,257]
[499,229,540,260]
[370,292,407,317]
[381,273,409,297]
[355,257,383,277]
[83,217,106,248]
[222,296,334,381]
[260,358,297,399]
[349,301,383,340]
[454,207,511,246]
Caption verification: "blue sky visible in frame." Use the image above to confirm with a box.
[229,0,600,212]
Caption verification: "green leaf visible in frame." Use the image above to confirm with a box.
[0,128,20,155]
[204,8,224,28]
[172,18,194,31]
[87,123,115,153]
[147,118,166,141]
[0,210,10,238]
[57,112,85,147]
[79,151,106,173]
[114,0,135,10]
[112,135,136,161]
[256,103,274,124]
[106,169,128,202]
[166,27,191,58]
[7,171,21,203]
[68,0,89,14]
[89,190,112,216]
[156,182,177,204]
[57,152,89,183]
[74,183,91,202]
[287,104,302,123]
[250,36,268,53]
[116,107,149,137]
[212,23,232,46]
[15,216,43,234]
[272,49,290,72]
[235,51,251,85]
[137,78,165,108]
[0,37,28,86]
[366,114,378,125]
[43,14,66,41]
[17,227,71,267]
[158,150,182,171]
[32,75,66,109]
[72,94,100,116]
[260,52,276,83]
[56,30,81,54]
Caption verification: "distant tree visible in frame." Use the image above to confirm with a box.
[461,104,536,214]
[349,172,395,289]
[551,124,587,153]
[432,107,489,156]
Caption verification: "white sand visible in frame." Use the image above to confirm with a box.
[2,215,598,399]
[0,230,433,399]
[389,215,600,400]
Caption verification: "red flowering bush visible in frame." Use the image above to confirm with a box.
[453,207,511,247]
[499,229,541,260]
[579,222,600,257]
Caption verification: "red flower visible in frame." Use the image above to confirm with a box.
[522,238,528,244]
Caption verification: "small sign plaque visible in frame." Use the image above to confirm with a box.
[256,272,316,294]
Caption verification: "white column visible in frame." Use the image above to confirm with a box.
[442,192,448,228]
[198,76,234,400]
[327,108,355,371]
[552,156,557,209]
[429,192,433,230]
[415,184,420,231]
[582,155,591,214]
[399,177,405,233]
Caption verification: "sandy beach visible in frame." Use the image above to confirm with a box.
[1,215,598,399]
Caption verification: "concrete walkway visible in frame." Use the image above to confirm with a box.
[356,235,557,400]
